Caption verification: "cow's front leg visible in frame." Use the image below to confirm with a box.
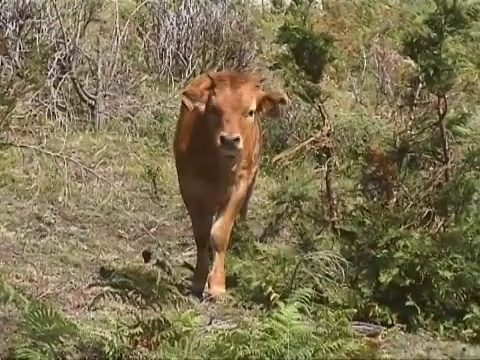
[208,181,248,296]
[190,211,214,298]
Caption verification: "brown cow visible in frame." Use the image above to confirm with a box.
[173,70,289,298]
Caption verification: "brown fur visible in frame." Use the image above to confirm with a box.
[173,70,289,297]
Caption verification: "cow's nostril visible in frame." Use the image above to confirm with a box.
[219,134,226,145]
[232,135,241,144]
[219,133,242,149]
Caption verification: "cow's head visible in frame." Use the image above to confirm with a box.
[181,71,289,158]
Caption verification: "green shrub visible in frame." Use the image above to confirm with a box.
[257,0,480,343]
[332,0,480,339]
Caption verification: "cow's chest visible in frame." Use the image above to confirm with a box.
[215,180,236,202]
[181,155,251,208]
[214,160,247,199]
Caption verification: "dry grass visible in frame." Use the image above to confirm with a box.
[0,124,277,310]
[0,132,181,312]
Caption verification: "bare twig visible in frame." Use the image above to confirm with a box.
[437,93,450,184]
[93,33,105,130]
[317,102,338,229]
[140,0,258,85]
[271,128,327,164]
[0,140,110,183]
[271,99,338,229]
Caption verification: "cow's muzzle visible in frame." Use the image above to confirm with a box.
[219,133,243,157]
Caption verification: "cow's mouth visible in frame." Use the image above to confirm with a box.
[220,147,240,158]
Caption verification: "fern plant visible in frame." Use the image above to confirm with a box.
[88,263,188,311]
[0,276,81,360]
[228,239,347,309]
[204,287,379,359]
[85,261,206,357]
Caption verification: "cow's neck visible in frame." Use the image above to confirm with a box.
[217,155,242,183]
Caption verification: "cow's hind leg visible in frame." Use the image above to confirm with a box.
[186,204,215,299]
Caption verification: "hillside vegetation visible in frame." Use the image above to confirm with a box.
[1,0,479,359]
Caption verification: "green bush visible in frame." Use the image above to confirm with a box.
[260,0,480,343]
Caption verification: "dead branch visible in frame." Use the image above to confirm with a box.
[317,102,338,229]
[93,33,105,130]
[49,0,125,129]
[140,0,258,84]
[437,93,450,184]
[272,99,338,229]
[271,127,329,164]
[51,1,98,120]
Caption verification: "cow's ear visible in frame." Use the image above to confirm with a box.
[181,73,216,112]
[257,91,290,118]
[181,87,210,112]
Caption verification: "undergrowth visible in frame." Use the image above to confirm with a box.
[0,268,378,359]
[1,0,480,359]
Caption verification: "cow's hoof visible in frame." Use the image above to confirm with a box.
[207,286,227,298]
[191,283,207,300]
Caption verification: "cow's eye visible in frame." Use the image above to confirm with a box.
[247,110,255,117]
